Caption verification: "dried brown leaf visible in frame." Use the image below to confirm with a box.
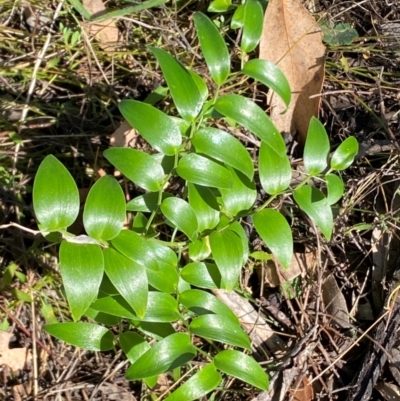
[259,0,325,143]
[0,331,32,371]
[291,376,314,401]
[110,121,138,147]
[376,382,400,401]
[82,0,119,50]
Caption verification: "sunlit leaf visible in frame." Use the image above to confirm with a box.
[181,262,222,289]
[241,0,264,53]
[330,136,358,170]
[325,173,344,205]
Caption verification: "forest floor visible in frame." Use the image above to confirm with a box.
[0,0,400,400]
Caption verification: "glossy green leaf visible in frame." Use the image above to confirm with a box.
[59,241,103,321]
[177,153,232,189]
[91,295,137,319]
[259,141,291,195]
[192,128,253,179]
[242,59,291,107]
[45,323,113,351]
[210,230,243,290]
[208,0,233,12]
[126,192,172,212]
[304,117,330,175]
[125,333,196,380]
[193,12,230,85]
[189,238,211,261]
[330,136,359,170]
[325,173,344,205]
[188,183,220,232]
[229,221,249,265]
[83,175,125,241]
[231,4,245,29]
[149,47,202,122]
[147,261,179,294]
[120,332,149,364]
[119,100,181,155]
[161,197,198,241]
[190,70,209,103]
[165,363,222,401]
[293,185,333,240]
[241,0,264,53]
[181,262,222,289]
[180,289,238,323]
[103,248,147,318]
[215,95,286,156]
[190,315,251,349]
[104,148,164,192]
[220,167,256,216]
[85,308,120,325]
[214,350,268,390]
[33,155,79,231]
[253,209,293,270]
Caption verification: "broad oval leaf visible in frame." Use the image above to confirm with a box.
[214,350,268,390]
[83,175,125,241]
[241,0,264,53]
[221,167,256,217]
[188,183,220,232]
[242,59,291,107]
[103,248,148,319]
[210,230,243,291]
[33,155,79,231]
[252,209,293,270]
[325,173,344,205]
[293,185,333,240]
[104,148,164,192]
[193,12,230,85]
[126,192,173,212]
[231,4,245,29]
[165,363,222,401]
[177,153,232,189]
[180,289,239,323]
[259,141,291,195]
[229,221,249,264]
[120,332,149,364]
[190,70,209,103]
[149,46,202,121]
[214,94,286,156]
[45,323,113,351]
[190,314,251,350]
[161,197,198,241]
[330,136,359,170]
[188,237,211,261]
[208,0,233,12]
[192,127,254,179]
[147,261,179,294]
[304,117,330,175]
[119,100,181,155]
[125,333,196,380]
[59,241,104,321]
[181,262,222,289]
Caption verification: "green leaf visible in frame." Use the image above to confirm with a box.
[231,4,245,29]
[161,197,198,241]
[293,185,333,240]
[259,141,291,195]
[193,12,230,85]
[220,167,256,216]
[125,333,196,380]
[59,241,103,321]
[104,148,164,192]
[208,0,233,12]
[304,117,330,175]
[228,221,249,265]
[119,100,181,155]
[192,128,253,179]
[126,192,173,212]
[190,70,209,103]
[242,59,291,108]
[240,0,264,53]
[84,308,120,325]
[91,295,137,319]
[180,289,239,323]
[45,323,113,351]
[83,175,125,241]
[214,95,286,156]
[320,20,359,46]
[253,209,293,270]
[120,332,150,364]
[149,47,202,122]
[330,136,358,170]
[165,363,222,401]
[177,153,232,189]
[188,183,220,232]
[33,155,79,231]
[210,230,243,290]
[181,262,222,289]
[147,261,179,294]
[325,173,344,205]
[214,350,268,390]
[190,315,251,349]
[189,238,211,261]
[103,248,148,319]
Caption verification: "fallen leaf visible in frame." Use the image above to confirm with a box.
[376,382,400,401]
[110,120,138,147]
[100,382,137,401]
[82,0,119,51]
[291,376,314,401]
[0,331,32,371]
[259,0,325,143]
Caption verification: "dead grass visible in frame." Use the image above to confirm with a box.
[0,0,399,400]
